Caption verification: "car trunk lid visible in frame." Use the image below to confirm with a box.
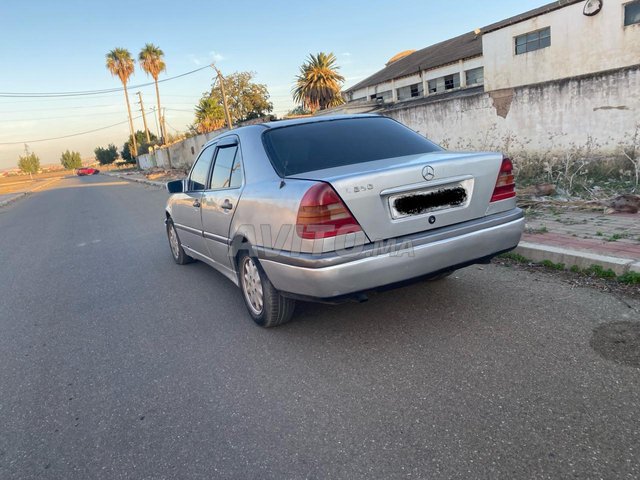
[288,151,504,241]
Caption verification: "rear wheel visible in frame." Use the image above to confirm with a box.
[166,219,194,265]
[238,252,295,327]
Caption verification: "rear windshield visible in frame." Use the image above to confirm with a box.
[262,116,442,176]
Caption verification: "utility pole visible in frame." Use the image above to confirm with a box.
[213,65,233,130]
[150,107,160,139]
[161,108,172,168]
[136,92,152,144]
[123,86,137,157]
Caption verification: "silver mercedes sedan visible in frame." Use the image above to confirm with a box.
[165,115,524,327]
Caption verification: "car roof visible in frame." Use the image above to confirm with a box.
[261,113,380,129]
[202,114,383,149]
[202,113,388,148]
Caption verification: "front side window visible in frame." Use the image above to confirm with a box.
[625,1,640,26]
[210,146,243,189]
[515,27,551,54]
[188,145,214,191]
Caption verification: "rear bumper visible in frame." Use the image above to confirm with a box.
[258,208,524,299]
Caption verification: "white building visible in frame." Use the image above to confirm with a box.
[482,0,640,91]
[345,32,484,104]
[345,0,640,102]
[338,0,640,157]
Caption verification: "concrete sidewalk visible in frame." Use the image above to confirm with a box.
[103,171,165,188]
[0,192,27,207]
[516,208,640,275]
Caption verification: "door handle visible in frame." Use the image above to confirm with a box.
[221,199,233,210]
[192,199,201,208]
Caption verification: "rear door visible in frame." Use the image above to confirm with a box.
[171,145,215,255]
[201,137,244,270]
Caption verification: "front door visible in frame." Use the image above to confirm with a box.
[171,145,215,256]
[201,139,244,271]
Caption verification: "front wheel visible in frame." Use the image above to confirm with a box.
[238,253,295,327]
[166,219,194,265]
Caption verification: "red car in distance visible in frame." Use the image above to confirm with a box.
[76,167,100,176]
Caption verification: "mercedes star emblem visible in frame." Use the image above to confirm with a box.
[422,165,435,181]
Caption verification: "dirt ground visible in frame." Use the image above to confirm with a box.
[493,256,640,301]
[0,170,69,195]
[142,168,188,183]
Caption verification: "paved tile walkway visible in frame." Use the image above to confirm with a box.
[524,209,640,260]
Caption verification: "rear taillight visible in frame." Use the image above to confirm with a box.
[490,157,516,202]
[296,183,362,239]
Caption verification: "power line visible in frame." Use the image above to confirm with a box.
[164,118,183,134]
[0,114,143,145]
[0,65,212,98]
[0,101,196,114]
[0,110,126,123]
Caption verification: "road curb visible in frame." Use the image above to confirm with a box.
[514,241,637,275]
[0,192,27,207]
[103,172,165,188]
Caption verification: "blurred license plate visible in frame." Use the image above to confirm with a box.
[389,185,467,219]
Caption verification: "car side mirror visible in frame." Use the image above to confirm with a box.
[167,179,185,194]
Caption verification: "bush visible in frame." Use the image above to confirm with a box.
[60,150,82,170]
[94,144,119,165]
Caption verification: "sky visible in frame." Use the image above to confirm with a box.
[0,0,547,170]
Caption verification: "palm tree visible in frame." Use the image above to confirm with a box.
[194,96,226,134]
[106,48,137,157]
[293,52,345,112]
[139,43,167,144]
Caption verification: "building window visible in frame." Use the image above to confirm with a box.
[370,90,392,102]
[625,1,640,26]
[465,67,484,86]
[427,73,460,94]
[515,27,551,54]
[396,82,423,101]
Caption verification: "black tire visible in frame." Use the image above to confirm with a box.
[238,252,296,327]
[166,218,194,265]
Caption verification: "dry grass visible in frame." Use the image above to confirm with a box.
[0,170,70,195]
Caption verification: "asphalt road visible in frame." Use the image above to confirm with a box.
[1,174,639,479]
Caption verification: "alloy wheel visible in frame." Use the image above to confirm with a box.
[168,223,180,260]
[241,257,264,316]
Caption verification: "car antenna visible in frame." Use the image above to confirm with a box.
[279,160,288,189]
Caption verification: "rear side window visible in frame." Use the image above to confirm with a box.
[188,145,215,191]
[210,146,242,189]
[262,117,442,176]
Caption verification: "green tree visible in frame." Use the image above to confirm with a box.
[193,96,226,134]
[193,71,272,133]
[286,105,312,117]
[94,144,119,165]
[106,48,137,156]
[293,52,345,112]
[139,43,167,143]
[60,150,83,170]
[121,130,159,162]
[18,147,40,179]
